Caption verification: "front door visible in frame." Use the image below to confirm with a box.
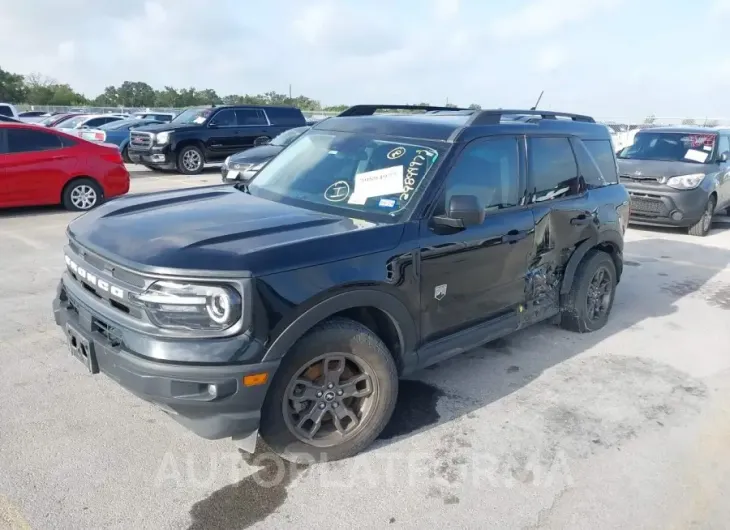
[715,133,730,209]
[418,135,534,348]
[205,108,239,161]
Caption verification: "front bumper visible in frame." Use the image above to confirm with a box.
[624,183,711,227]
[128,145,176,169]
[221,165,258,183]
[52,279,279,440]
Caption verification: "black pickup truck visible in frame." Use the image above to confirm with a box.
[127,105,306,174]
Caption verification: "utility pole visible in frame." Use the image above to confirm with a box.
[289,84,292,99]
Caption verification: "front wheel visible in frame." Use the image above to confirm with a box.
[121,145,131,164]
[560,250,617,333]
[688,195,716,237]
[176,145,204,175]
[260,318,398,462]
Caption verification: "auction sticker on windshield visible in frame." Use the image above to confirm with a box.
[348,166,404,205]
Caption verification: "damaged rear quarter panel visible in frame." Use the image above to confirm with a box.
[523,187,624,324]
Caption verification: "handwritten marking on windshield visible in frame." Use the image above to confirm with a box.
[324,181,351,202]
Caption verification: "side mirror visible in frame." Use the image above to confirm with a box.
[432,194,484,229]
[718,151,728,163]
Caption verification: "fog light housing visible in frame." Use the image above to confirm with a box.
[671,211,684,221]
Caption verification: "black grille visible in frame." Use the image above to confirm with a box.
[620,174,660,183]
[129,131,152,149]
[630,196,665,215]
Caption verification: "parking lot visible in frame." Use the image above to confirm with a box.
[2,168,730,529]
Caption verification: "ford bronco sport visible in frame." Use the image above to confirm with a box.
[53,105,629,462]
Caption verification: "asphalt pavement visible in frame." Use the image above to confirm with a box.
[1,170,730,529]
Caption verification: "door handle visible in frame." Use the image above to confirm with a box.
[570,214,590,226]
[502,229,527,244]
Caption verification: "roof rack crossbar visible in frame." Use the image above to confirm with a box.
[337,104,471,117]
[467,109,595,125]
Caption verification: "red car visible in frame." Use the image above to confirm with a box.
[0,123,130,211]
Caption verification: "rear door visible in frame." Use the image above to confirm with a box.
[0,127,76,207]
[524,136,601,308]
[234,108,271,150]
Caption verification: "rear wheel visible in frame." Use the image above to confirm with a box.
[688,195,716,237]
[176,145,204,175]
[62,178,103,212]
[560,250,617,333]
[260,318,398,462]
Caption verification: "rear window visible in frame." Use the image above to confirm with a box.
[0,105,14,117]
[7,128,63,153]
[584,139,619,183]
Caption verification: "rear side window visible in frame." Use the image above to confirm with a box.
[265,107,306,125]
[0,105,14,117]
[527,137,579,202]
[584,139,619,183]
[7,128,63,153]
[717,135,730,157]
[236,108,268,126]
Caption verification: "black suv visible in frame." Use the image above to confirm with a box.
[617,126,730,236]
[52,105,629,462]
[127,105,307,174]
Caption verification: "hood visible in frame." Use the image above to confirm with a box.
[133,121,196,133]
[617,158,714,178]
[229,145,283,164]
[67,186,403,276]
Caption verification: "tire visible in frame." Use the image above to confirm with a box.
[260,318,398,463]
[560,250,617,333]
[121,145,131,164]
[62,178,103,212]
[688,195,716,237]
[176,145,204,175]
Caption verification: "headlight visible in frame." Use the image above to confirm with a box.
[155,131,171,144]
[223,156,231,169]
[135,281,242,331]
[249,161,266,172]
[665,173,705,190]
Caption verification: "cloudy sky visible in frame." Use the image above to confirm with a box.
[1,0,730,119]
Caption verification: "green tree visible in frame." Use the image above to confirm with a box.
[115,81,156,107]
[0,67,27,102]
[643,114,656,124]
[681,118,696,125]
[468,103,482,110]
[93,85,120,106]
[154,86,181,107]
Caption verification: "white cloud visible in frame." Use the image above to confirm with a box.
[490,0,623,40]
[534,45,567,73]
[432,0,460,19]
[57,41,76,63]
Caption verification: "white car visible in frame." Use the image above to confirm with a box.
[0,102,19,119]
[55,114,127,135]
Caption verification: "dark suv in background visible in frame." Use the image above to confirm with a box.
[127,105,307,174]
[53,104,628,462]
[618,126,730,236]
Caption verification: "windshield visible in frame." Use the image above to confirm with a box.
[618,132,717,164]
[171,108,212,125]
[248,130,444,219]
[57,115,89,129]
[271,126,309,147]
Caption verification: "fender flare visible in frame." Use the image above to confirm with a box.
[560,229,624,295]
[261,289,417,364]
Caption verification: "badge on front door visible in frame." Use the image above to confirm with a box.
[434,284,447,300]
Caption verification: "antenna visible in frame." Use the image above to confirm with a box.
[530,90,544,111]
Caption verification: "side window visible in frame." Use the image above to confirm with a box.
[583,139,619,184]
[236,109,268,126]
[7,128,63,153]
[717,135,730,157]
[85,118,107,127]
[210,109,236,127]
[528,137,579,202]
[0,105,13,117]
[436,136,521,216]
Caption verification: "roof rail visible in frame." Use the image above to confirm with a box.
[337,104,471,117]
[467,109,595,125]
